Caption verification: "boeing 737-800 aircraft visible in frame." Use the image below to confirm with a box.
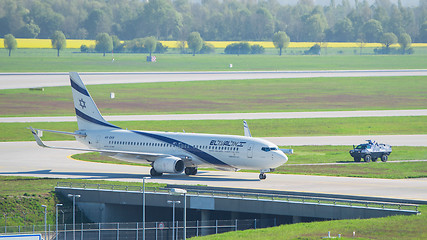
[30,72,290,180]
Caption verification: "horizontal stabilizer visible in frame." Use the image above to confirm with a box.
[28,127,86,137]
[29,127,170,161]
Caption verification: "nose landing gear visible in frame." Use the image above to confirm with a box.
[185,167,198,175]
[259,173,267,180]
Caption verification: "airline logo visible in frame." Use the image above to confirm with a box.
[210,140,246,147]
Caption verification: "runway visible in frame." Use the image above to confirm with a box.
[1,109,426,123]
[1,141,426,201]
[1,69,426,89]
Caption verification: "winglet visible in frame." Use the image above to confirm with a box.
[29,127,48,148]
[243,120,252,137]
[280,148,293,154]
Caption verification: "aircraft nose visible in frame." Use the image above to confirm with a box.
[273,151,288,165]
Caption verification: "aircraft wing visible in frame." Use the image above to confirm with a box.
[29,127,172,161]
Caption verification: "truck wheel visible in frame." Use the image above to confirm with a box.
[354,157,361,162]
[381,155,388,162]
[364,155,372,162]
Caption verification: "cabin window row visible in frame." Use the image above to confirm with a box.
[108,140,240,151]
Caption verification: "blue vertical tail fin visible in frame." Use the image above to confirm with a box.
[70,72,120,130]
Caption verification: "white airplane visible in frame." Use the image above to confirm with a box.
[30,72,290,180]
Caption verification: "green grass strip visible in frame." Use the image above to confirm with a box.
[2,116,426,142]
[189,205,427,240]
[2,51,427,72]
[1,76,426,117]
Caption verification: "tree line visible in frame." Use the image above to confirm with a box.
[1,0,426,43]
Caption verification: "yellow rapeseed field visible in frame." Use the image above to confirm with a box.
[0,38,95,48]
[2,38,427,49]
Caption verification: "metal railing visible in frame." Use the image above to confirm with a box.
[1,218,274,240]
[56,182,419,213]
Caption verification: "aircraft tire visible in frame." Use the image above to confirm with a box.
[185,167,197,175]
[150,168,163,177]
[259,173,266,180]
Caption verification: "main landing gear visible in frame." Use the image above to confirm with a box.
[259,173,267,180]
[185,167,198,175]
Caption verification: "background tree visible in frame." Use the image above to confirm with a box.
[144,36,157,58]
[251,7,274,40]
[272,31,290,56]
[29,1,64,38]
[398,33,412,53]
[51,31,66,57]
[187,32,203,56]
[0,0,425,43]
[363,19,383,42]
[381,32,398,49]
[95,33,113,57]
[16,22,40,38]
[303,12,328,42]
[331,17,354,42]
[4,34,17,57]
[419,21,427,43]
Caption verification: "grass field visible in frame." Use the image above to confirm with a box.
[276,162,427,179]
[1,76,426,117]
[1,49,427,72]
[1,116,426,141]
[189,205,427,240]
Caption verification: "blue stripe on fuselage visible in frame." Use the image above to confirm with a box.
[70,78,90,97]
[132,130,231,167]
[75,108,120,129]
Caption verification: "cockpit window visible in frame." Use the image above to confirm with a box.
[261,147,270,152]
[261,147,278,152]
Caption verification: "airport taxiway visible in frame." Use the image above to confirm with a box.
[1,69,427,89]
[1,141,426,201]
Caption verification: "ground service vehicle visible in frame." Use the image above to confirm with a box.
[349,140,392,162]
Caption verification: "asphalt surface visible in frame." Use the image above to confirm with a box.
[1,71,426,201]
[1,69,427,89]
[2,109,427,123]
[1,141,426,201]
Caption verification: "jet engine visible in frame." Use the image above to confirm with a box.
[153,157,185,173]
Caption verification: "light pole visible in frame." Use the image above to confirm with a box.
[167,200,180,240]
[56,204,63,240]
[60,210,64,224]
[41,205,47,239]
[142,176,151,240]
[67,194,81,240]
[169,188,187,240]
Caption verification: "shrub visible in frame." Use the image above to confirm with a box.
[80,45,89,53]
[304,44,321,55]
[224,42,251,55]
[199,43,215,54]
[155,42,168,53]
[250,44,265,54]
